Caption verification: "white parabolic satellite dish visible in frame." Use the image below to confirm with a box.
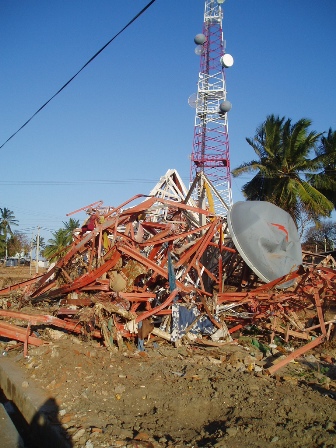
[227,201,303,288]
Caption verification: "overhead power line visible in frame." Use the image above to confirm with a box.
[0,178,160,186]
[0,0,157,150]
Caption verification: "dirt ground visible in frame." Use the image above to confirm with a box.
[1,266,336,448]
[0,265,47,290]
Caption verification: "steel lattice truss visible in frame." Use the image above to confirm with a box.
[190,0,232,214]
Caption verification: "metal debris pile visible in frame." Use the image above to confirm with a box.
[0,170,335,375]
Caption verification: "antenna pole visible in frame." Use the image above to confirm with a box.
[36,226,40,275]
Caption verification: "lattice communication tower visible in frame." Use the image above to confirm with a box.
[189,0,234,215]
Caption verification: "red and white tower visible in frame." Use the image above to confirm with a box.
[190,0,234,216]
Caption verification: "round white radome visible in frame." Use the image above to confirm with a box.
[194,34,206,45]
[219,101,232,113]
[220,54,234,68]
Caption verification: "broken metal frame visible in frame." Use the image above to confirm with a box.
[0,175,335,372]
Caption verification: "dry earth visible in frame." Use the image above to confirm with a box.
[1,266,336,448]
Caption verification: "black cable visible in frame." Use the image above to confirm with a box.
[0,0,157,150]
[0,178,158,185]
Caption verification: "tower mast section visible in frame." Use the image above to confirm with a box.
[190,0,234,216]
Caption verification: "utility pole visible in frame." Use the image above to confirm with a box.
[29,232,33,276]
[36,226,40,275]
[5,230,8,261]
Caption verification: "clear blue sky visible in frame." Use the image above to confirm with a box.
[1,0,335,242]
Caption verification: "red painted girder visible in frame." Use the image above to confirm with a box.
[141,222,171,230]
[121,196,212,217]
[135,288,179,323]
[266,335,324,375]
[181,220,218,282]
[144,222,214,254]
[118,243,193,293]
[66,200,103,216]
[56,308,79,315]
[147,244,162,262]
[31,250,121,299]
[313,287,327,335]
[33,216,125,290]
[104,194,148,219]
[0,274,44,296]
[0,309,102,338]
[81,284,110,291]
[142,226,174,245]
[174,236,204,268]
[228,324,243,334]
[118,292,156,301]
[0,321,44,346]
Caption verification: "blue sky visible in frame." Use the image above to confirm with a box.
[1,0,335,243]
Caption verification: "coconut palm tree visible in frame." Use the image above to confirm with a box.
[43,229,70,262]
[0,234,6,259]
[0,207,18,258]
[32,235,46,250]
[62,218,80,244]
[306,128,336,209]
[231,115,334,224]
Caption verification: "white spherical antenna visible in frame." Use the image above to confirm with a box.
[227,201,302,288]
[220,54,234,68]
[219,100,232,113]
[188,93,199,108]
[194,34,206,45]
[195,45,204,56]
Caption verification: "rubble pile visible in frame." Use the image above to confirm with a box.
[0,171,335,375]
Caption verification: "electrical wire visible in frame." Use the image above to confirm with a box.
[0,0,157,150]
[0,179,159,186]
[1,172,333,186]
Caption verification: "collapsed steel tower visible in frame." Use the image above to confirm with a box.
[190,0,234,216]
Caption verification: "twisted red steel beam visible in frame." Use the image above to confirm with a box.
[31,250,122,300]
[0,274,44,296]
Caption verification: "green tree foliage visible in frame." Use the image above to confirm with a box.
[0,234,5,257]
[306,128,336,209]
[231,115,334,224]
[43,218,79,262]
[7,232,30,257]
[62,218,80,245]
[0,208,19,257]
[32,236,46,251]
[43,229,71,262]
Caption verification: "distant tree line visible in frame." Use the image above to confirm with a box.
[0,207,80,261]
